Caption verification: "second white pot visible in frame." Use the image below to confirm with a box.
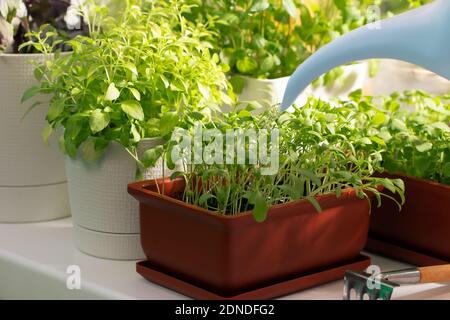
[237,62,368,110]
[0,53,69,222]
[65,140,169,260]
[364,59,450,96]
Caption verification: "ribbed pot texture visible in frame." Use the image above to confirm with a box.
[66,140,168,260]
[0,54,69,222]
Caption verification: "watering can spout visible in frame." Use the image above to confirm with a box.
[281,0,450,110]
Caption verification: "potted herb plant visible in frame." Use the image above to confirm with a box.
[128,98,404,297]
[26,1,234,260]
[359,92,450,265]
[185,0,375,108]
[0,0,83,222]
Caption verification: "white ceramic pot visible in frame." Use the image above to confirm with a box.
[364,60,450,96]
[0,54,70,222]
[312,62,369,99]
[237,62,368,109]
[65,140,171,260]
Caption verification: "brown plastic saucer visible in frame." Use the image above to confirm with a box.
[366,238,449,267]
[136,254,371,300]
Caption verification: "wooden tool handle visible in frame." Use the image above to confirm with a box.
[419,265,450,283]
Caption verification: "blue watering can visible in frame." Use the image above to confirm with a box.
[281,0,450,110]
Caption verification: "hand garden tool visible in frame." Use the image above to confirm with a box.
[281,0,450,110]
[343,264,450,300]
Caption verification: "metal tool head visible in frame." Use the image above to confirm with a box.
[343,270,399,300]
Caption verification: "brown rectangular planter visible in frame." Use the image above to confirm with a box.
[369,174,450,264]
[128,178,371,296]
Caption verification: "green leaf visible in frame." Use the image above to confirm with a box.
[21,86,41,103]
[105,83,120,101]
[413,156,431,177]
[282,0,297,18]
[252,192,268,223]
[278,185,300,199]
[160,74,170,89]
[356,190,366,199]
[335,187,342,198]
[382,179,397,194]
[41,124,53,144]
[335,171,353,180]
[21,101,42,120]
[159,112,179,137]
[34,66,45,81]
[260,56,275,72]
[221,13,240,25]
[373,189,382,208]
[359,137,373,145]
[291,175,305,197]
[443,163,450,178]
[243,191,256,203]
[392,179,405,192]
[199,193,214,206]
[170,171,184,180]
[349,89,362,102]
[333,0,347,11]
[246,100,264,110]
[71,87,81,95]
[237,109,252,118]
[392,119,407,131]
[165,147,176,170]
[123,62,138,76]
[129,88,141,101]
[89,109,110,134]
[236,57,258,75]
[306,196,322,213]
[198,83,210,99]
[300,4,313,27]
[431,122,450,133]
[170,82,183,92]
[370,136,386,147]
[229,76,245,94]
[253,34,267,49]
[47,100,64,121]
[81,138,103,163]
[121,101,144,121]
[95,138,109,153]
[130,123,141,142]
[250,0,269,12]
[415,142,433,153]
[64,137,78,158]
[371,112,387,126]
[298,169,321,186]
[378,129,392,142]
[65,115,85,140]
[135,167,144,182]
[142,145,164,168]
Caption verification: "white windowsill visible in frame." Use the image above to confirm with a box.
[0,218,449,300]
